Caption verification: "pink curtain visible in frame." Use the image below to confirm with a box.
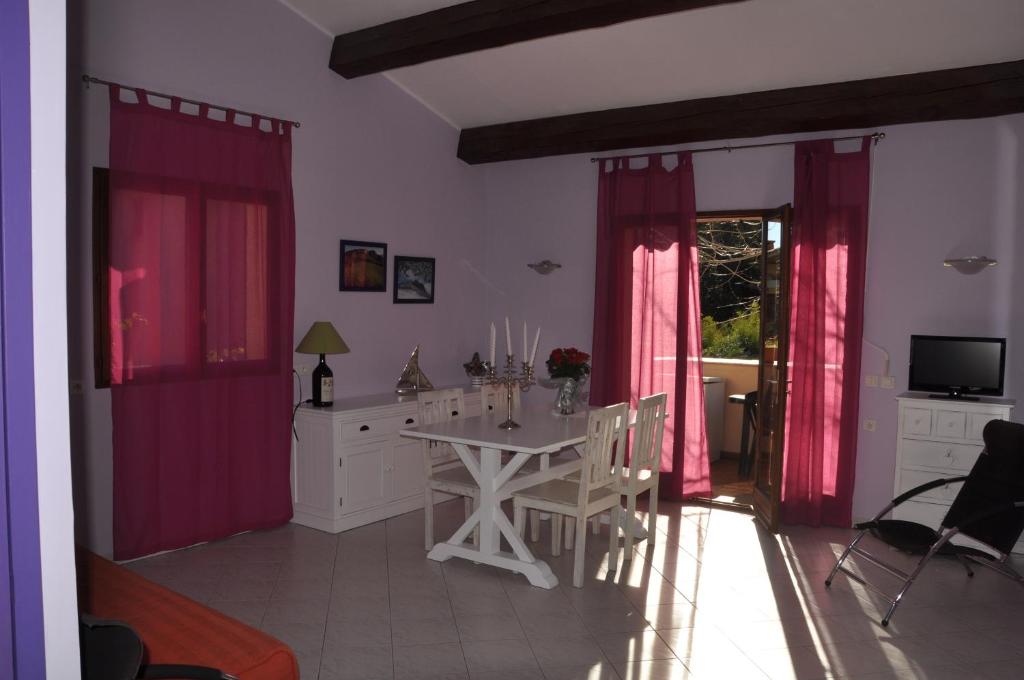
[591,154,710,501]
[782,137,871,527]
[108,88,295,559]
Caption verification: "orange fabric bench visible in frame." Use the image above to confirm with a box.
[77,550,298,680]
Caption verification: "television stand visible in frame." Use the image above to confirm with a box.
[927,394,980,402]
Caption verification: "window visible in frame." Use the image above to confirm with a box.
[93,167,277,387]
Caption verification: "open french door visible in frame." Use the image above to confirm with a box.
[752,204,792,532]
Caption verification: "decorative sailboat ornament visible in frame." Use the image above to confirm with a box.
[395,345,434,394]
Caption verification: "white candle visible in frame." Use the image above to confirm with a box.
[530,328,541,367]
[504,317,512,357]
[523,322,528,362]
[489,323,496,366]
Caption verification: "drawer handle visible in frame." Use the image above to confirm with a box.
[452,410,459,417]
[945,448,953,457]
[405,418,414,424]
[487,405,494,411]
[359,425,370,432]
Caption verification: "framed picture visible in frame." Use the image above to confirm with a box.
[339,239,387,292]
[393,256,436,304]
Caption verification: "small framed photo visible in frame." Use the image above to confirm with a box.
[340,240,387,292]
[393,256,436,304]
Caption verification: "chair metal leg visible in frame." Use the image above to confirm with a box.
[424,486,434,550]
[825,529,867,587]
[882,538,948,626]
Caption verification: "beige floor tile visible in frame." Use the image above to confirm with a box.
[393,642,468,679]
[462,639,542,675]
[592,630,675,663]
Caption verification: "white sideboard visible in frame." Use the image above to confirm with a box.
[893,392,1021,554]
[291,387,481,533]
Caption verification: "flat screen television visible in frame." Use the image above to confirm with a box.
[908,335,1006,399]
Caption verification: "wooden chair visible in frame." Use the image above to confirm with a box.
[560,393,667,559]
[418,388,478,550]
[512,402,628,587]
[479,382,521,416]
[618,392,667,559]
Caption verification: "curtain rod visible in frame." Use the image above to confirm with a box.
[81,75,301,128]
[589,132,884,163]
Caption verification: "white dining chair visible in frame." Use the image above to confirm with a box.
[560,393,667,558]
[512,402,628,587]
[479,382,521,415]
[618,392,667,559]
[418,388,479,550]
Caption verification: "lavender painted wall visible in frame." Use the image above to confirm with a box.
[0,0,47,675]
[68,0,486,556]
[482,115,1024,520]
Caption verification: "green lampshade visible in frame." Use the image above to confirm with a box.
[296,321,350,355]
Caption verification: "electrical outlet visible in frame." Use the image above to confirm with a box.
[863,419,877,432]
[880,376,896,389]
[864,375,878,388]
[69,380,84,395]
[295,364,312,376]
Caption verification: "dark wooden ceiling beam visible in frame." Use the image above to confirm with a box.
[329,0,744,79]
[457,59,1024,164]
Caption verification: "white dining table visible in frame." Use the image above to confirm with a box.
[400,406,647,589]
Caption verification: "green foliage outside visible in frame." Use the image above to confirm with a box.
[698,219,761,359]
[701,301,760,359]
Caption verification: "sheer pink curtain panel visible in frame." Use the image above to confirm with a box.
[591,154,710,501]
[782,137,871,527]
[108,88,296,559]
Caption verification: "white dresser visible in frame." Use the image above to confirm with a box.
[291,388,481,533]
[893,392,1021,554]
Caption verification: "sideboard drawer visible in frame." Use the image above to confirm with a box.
[934,410,966,439]
[901,439,983,472]
[902,408,933,436]
[339,413,418,442]
[898,469,964,503]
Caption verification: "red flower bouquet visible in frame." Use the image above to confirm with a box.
[546,347,591,381]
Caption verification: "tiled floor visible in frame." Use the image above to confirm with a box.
[127,500,1024,679]
[708,457,754,506]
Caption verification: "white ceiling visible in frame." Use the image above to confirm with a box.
[283,0,1024,129]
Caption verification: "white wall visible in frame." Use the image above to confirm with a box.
[68,0,487,557]
[482,115,1024,520]
[30,0,81,676]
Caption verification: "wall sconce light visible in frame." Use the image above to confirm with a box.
[943,256,997,275]
[527,260,562,275]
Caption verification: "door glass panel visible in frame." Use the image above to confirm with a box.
[754,219,783,495]
[753,208,790,533]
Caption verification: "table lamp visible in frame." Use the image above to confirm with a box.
[296,321,350,407]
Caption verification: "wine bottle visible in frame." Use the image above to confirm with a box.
[312,353,334,407]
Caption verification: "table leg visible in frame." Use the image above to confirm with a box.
[426,444,558,589]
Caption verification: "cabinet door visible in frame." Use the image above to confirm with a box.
[339,440,390,515]
[293,416,336,517]
[391,439,426,500]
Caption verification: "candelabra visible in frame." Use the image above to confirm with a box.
[486,355,535,430]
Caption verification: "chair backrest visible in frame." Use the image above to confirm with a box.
[480,383,520,415]
[620,393,667,485]
[942,419,1024,553]
[578,403,628,506]
[417,388,466,470]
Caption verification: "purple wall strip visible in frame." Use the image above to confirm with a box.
[0,0,47,678]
